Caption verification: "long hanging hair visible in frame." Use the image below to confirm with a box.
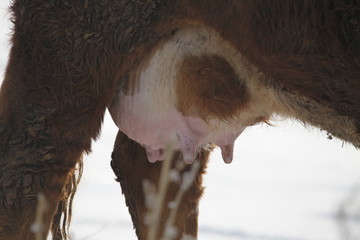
[51,161,83,240]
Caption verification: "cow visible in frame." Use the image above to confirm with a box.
[0,1,359,240]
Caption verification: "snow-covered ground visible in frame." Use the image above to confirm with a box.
[1,2,360,240]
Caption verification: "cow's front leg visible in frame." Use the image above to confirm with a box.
[111,131,211,240]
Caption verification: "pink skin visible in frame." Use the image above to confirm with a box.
[109,94,243,164]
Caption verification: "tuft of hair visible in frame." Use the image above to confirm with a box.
[51,160,83,240]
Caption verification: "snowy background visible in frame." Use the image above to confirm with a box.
[1,2,360,240]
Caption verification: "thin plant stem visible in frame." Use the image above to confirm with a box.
[32,193,47,240]
[161,161,200,240]
[147,144,175,240]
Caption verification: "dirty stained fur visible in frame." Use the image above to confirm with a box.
[0,0,359,240]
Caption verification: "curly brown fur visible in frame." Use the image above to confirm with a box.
[0,0,180,239]
[0,0,193,238]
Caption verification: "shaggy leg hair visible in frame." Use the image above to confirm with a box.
[51,163,83,239]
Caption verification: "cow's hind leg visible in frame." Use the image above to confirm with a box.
[0,70,111,240]
[0,7,114,239]
[0,65,112,240]
[111,131,211,240]
[0,91,105,240]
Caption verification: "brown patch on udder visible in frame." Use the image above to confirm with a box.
[177,55,250,120]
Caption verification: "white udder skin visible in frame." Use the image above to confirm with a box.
[111,92,244,164]
[109,25,281,164]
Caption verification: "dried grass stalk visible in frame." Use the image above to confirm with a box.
[31,193,48,240]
